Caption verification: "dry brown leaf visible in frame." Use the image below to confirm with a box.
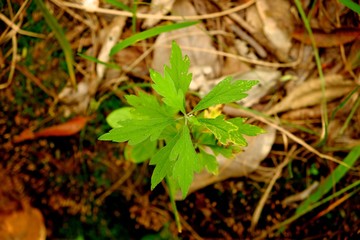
[176,125,276,200]
[0,202,46,240]
[142,0,176,28]
[255,0,293,61]
[96,16,126,82]
[13,116,89,143]
[292,27,360,48]
[267,74,356,115]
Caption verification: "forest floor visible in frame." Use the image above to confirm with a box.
[1,0,360,239]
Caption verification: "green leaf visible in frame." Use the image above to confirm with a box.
[106,107,134,128]
[228,118,265,136]
[198,149,219,174]
[98,118,175,145]
[110,21,199,56]
[126,91,177,118]
[150,69,185,113]
[171,126,197,198]
[226,117,265,146]
[150,42,191,113]
[150,134,180,190]
[197,115,238,145]
[193,77,258,112]
[167,41,192,95]
[125,138,157,163]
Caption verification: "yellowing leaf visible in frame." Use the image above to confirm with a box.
[198,115,238,145]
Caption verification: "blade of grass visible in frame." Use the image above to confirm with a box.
[105,0,132,12]
[331,85,360,121]
[294,0,328,146]
[339,0,360,14]
[34,0,76,88]
[255,179,360,239]
[339,95,360,135]
[132,0,138,33]
[295,145,360,214]
[110,21,199,56]
[77,53,121,70]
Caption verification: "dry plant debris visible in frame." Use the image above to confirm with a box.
[0,0,359,239]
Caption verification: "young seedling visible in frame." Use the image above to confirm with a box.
[99,41,264,199]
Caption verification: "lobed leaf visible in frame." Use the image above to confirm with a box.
[125,91,177,118]
[198,149,219,174]
[150,69,185,113]
[150,133,180,190]
[167,41,192,95]
[193,77,258,112]
[171,126,198,198]
[197,115,238,145]
[98,118,175,145]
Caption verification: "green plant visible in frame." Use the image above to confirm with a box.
[99,41,263,212]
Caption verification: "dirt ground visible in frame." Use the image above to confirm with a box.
[1,0,360,239]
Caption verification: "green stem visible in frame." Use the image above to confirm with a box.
[294,0,328,146]
[166,176,182,232]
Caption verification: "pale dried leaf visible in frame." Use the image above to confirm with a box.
[176,125,276,200]
[96,16,126,82]
[80,0,99,12]
[255,0,293,61]
[281,181,319,206]
[142,0,176,28]
[267,75,356,115]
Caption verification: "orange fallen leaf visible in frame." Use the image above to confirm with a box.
[13,116,89,143]
[292,27,360,47]
[0,202,46,240]
[34,116,89,138]
[12,129,36,143]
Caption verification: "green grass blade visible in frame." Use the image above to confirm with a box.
[339,0,360,14]
[110,21,199,56]
[105,0,132,11]
[331,85,360,121]
[339,95,360,135]
[295,145,360,214]
[272,180,360,236]
[77,53,121,70]
[132,0,138,33]
[34,0,76,88]
[294,0,328,146]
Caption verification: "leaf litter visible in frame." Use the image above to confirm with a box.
[1,0,360,239]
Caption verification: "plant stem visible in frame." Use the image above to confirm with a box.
[166,176,182,232]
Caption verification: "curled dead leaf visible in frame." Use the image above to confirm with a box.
[267,74,356,115]
[13,116,89,143]
[292,27,360,48]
